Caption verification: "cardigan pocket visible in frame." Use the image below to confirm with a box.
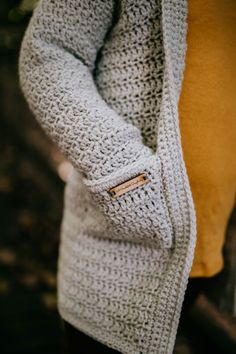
[82,154,173,249]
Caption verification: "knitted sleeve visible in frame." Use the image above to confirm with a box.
[18,0,173,248]
[18,0,153,181]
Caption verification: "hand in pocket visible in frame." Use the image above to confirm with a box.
[82,154,173,249]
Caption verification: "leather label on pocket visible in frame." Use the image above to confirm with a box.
[108,173,150,199]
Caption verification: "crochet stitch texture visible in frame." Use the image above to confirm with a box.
[18,0,197,353]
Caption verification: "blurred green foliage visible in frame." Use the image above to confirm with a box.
[8,0,38,22]
[0,0,38,53]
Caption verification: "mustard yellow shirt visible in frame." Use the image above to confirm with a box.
[179,0,236,277]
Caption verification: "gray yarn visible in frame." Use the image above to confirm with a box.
[18,0,197,353]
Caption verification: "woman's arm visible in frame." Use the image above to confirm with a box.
[18,0,153,181]
[18,0,173,248]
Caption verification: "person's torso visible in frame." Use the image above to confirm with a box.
[179,0,236,276]
[94,0,164,152]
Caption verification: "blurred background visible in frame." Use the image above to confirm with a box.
[0,1,71,353]
[0,1,235,353]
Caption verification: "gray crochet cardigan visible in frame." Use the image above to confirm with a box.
[18,0,197,353]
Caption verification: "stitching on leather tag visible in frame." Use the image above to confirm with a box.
[108,173,150,199]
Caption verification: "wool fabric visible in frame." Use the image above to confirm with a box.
[179,0,236,277]
[18,1,197,353]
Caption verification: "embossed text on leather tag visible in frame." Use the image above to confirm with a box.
[108,173,150,199]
